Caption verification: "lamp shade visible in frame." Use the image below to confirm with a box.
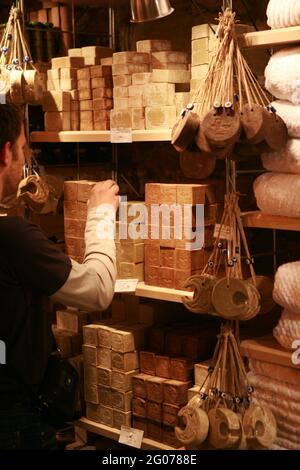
[130,0,174,23]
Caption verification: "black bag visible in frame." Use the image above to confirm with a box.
[37,352,79,422]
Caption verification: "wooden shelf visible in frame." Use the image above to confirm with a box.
[240,335,300,370]
[135,282,193,303]
[30,129,172,143]
[76,418,175,450]
[238,25,300,49]
[242,211,300,231]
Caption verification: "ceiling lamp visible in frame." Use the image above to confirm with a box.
[130,0,174,23]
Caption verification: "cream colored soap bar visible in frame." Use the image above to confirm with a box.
[136,39,172,53]
[151,60,189,70]
[128,96,143,108]
[175,92,190,112]
[51,56,84,69]
[93,98,113,110]
[81,46,113,58]
[114,86,129,98]
[79,99,93,111]
[45,111,70,131]
[152,69,191,84]
[60,67,78,80]
[143,83,175,107]
[93,88,113,100]
[84,57,101,66]
[93,109,111,121]
[192,38,209,66]
[47,68,60,81]
[132,72,152,85]
[77,78,91,90]
[119,262,144,281]
[145,106,176,129]
[113,52,150,65]
[101,57,113,66]
[151,51,189,64]
[128,85,144,97]
[113,75,132,87]
[60,78,77,90]
[112,63,150,76]
[77,68,91,81]
[110,109,132,128]
[191,64,209,80]
[78,88,92,100]
[68,48,82,57]
[114,97,129,110]
[43,90,71,112]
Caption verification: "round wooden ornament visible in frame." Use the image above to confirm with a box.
[265,112,288,151]
[17,173,50,213]
[208,407,242,449]
[182,274,217,314]
[240,104,270,144]
[171,111,200,153]
[211,277,251,320]
[202,108,241,149]
[175,403,209,448]
[195,126,232,160]
[180,148,216,179]
[243,405,277,450]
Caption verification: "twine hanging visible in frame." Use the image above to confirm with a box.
[171,7,288,161]
[0,4,44,105]
[175,325,277,450]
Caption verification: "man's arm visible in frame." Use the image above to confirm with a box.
[51,205,117,311]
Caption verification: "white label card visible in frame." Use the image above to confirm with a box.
[119,426,144,449]
[214,223,232,241]
[115,279,138,293]
[110,128,133,143]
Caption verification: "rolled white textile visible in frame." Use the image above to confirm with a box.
[265,47,300,104]
[267,0,300,29]
[248,371,300,402]
[254,172,300,217]
[273,262,300,314]
[273,309,300,350]
[249,358,300,387]
[271,100,300,138]
[262,138,300,174]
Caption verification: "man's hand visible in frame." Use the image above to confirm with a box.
[88,180,120,211]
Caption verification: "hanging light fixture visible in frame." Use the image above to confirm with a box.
[130,0,174,23]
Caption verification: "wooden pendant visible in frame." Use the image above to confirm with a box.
[175,400,209,448]
[243,405,277,450]
[171,111,200,153]
[211,278,250,319]
[240,104,269,144]
[182,274,217,314]
[202,108,241,149]
[180,149,216,179]
[265,113,288,151]
[17,174,50,213]
[208,407,242,449]
[195,127,233,160]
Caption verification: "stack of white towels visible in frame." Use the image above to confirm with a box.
[250,1,300,450]
[254,0,300,217]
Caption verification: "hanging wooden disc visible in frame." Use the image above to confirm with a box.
[195,126,232,160]
[175,403,209,448]
[211,277,251,320]
[180,148,216,179]
[208,407,242,450]
[9,69,24,104]
[243,405,277,450]
[265,113,288,151]
[242,281,261,321]
[182,274,217,314]
[17,173,50,213]
[171,111,200,153]
[248,276,275,315]
[23,69,43,103]
[240,104,270,144]
[202,108,241,149]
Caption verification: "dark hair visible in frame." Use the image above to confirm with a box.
[0,104,24,151]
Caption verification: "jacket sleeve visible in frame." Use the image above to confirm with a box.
[51,206,117,311]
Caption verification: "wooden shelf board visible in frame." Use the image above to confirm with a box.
[238,25,300,49]
[135,282,193,303]
[30,129,172,143]
[240,335,300,370]
[242,211,300,231]
[76,418,175,450]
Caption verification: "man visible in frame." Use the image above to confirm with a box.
[0,104,119,449]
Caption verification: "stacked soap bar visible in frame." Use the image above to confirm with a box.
[111,39,191,131]
[43,46,113,131]
[83,319,148,430]
[116,200,145,282]
[144,183,222,290]
[63,180,95,263]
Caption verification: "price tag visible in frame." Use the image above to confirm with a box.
[110,128,133,143]
[115,279,138,293]
[214,223,232,240]
[0,80,6,104]
[119,426,144,449]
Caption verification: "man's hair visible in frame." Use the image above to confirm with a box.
[0,104,23,151]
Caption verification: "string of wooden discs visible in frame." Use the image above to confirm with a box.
[0,5,43,105]
[175,325,277,450]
